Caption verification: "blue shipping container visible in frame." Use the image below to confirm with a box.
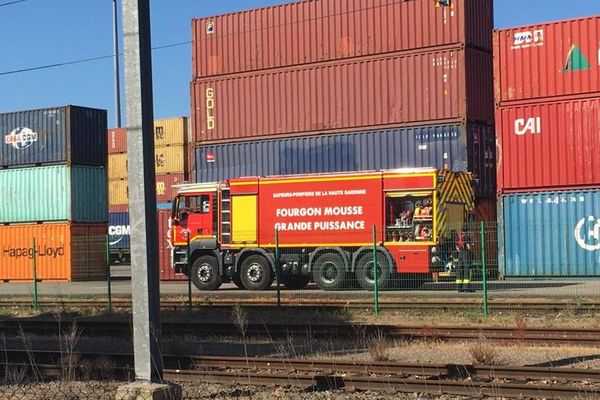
[193,123,495,197]
[500,190,600,277]
[0,105,107,168]
[109,212,130,250]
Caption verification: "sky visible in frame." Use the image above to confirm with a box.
[1,0,600,127]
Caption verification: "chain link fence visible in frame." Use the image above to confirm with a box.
[0,223,598,314]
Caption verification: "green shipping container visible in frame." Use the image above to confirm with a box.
[0,165,107,223]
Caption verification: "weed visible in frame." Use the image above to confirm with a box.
[368,330,390,362]
[468,336,500,365]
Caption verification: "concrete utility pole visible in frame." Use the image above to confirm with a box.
[121,0,162,383]
[113,0,122,127]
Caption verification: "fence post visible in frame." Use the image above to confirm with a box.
[275,229,281,309]
[106,236,112,314]
[187,235,192,311]
[372,225,380,315]
[31,238,39,311]
[480,221,489,316]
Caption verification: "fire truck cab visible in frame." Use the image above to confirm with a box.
[170,168,474,291]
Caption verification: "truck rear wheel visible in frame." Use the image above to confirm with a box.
[231,270,244,289]
[355,252,391,291]
[312,253,347,291]
[191,255,222,291]
[281,275,310,290]
[240,255,273,291]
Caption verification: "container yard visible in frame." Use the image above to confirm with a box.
[2,1,600,398]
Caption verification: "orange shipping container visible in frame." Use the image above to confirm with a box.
[0,224,106,282]
[108,179,128,206]
[154,117,188,147]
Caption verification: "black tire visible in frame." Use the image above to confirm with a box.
[281,275,310,290]
[355,252,391,291]
[312,253,347,291]
[240,255,273,291]
[191,255,222,291]
[231,270,244,289]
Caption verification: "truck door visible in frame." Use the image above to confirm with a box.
[178,193,217,241]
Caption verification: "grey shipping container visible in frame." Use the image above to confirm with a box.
[0,105,107,168]
[499,190,600,278]
[193,123,495,197]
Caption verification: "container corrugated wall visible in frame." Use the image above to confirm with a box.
[108,118,188,154]
[494,16,600,105]
[158,209,184,281]
[0,166,107,223]
[192,48,493,143]
[154,117,188,147]
[0,223,106,281]
[0,106,107,167]
[109,146,187,179]
[109,173,186,207]
[500,190,600,277]
[497,98,600,193]
[193,0,493,78]
[108,128,127,154]
[109,212,130,250]
[194,123,495,197]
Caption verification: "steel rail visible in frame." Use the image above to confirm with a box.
[2,350,598,399]
[0,319,599,345]
[1,298,599,312]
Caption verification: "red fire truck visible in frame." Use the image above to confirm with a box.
[170,168,474,291]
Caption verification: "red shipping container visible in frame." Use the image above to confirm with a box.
[108,128,127,154]
[193,0,493,78]
[158,209,185,281]
[156,173,186,203]
[192,47,493,143]
[494,16,600,105]
[109,204,128,213]
[496,98,600,193]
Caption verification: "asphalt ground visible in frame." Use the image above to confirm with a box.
[0,265,598,299]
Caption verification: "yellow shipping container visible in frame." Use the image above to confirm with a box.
[108,179,128,205]
[155,145,186,175]
[154,117,187,147]
[108,153,128,180]
[109,145,186,180]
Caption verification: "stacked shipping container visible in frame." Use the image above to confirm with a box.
[190,0,496,220]
[107,117,189,280]
[494,16,600,277]
[0,106,108,281]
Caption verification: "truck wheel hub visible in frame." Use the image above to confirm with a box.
[364,261,382,283]
[197,264,213,282]
[247,264,263,283]
[321,261,339,284]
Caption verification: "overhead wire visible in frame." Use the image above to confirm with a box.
[0,0,28,7]
[0,0,413,77]
[0,41,191,77]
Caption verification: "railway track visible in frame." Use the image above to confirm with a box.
[3,350,599,399]
[0,318,599,345]
[2,298,599,312]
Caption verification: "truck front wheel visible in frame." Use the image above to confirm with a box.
[191,255,222,291]
[355,253,391,291]
[240,255,273,291]
[312,253,347,291]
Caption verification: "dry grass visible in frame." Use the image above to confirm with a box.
[468,336,501,365]
[368,331,390,362]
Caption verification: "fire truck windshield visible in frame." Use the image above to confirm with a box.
[176,194,211,220]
